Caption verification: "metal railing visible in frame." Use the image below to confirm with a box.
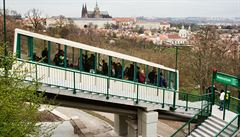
[16,58,210,111]
[215,114,240,137]
[171,95,211,137]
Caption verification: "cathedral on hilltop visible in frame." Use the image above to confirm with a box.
[81,2,112,18]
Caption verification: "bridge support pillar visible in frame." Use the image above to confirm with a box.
[138,110,158,137]
[114,114,128,136]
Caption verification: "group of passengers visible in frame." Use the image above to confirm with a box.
[35,48,167,88]
[98,60,167,88]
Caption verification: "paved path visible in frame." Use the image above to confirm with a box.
[54,107,118,137]
[212,105,238,123]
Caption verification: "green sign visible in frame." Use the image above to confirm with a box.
[215,72,239,88]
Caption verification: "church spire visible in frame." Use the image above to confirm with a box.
[81,4,85,17]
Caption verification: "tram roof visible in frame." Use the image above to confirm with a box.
[14,28,177,72]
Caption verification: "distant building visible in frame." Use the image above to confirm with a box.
[179,25,191,38]
[73,18,115,29]
[81,2,112,18]
[112,18,136,29]
[159,22,171,30]
[166,34,187,45]
[135,21,160,30]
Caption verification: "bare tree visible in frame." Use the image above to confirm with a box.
[184,26,239,93]
[25,9,44,31]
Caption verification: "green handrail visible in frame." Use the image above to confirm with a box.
[215,114,240,137]
[17,58,210,111]
[171,102,211,137]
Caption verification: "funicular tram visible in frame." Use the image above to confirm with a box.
[13,28,204,110]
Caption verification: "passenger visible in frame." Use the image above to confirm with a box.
[88,54,95,73]
[148,68,156,84]
[83,54,89,72]
[124,67,129,80]
[33,53,40,61]
[219,89,225,111]
[41,48,48,63]
[54,50,64,66]
[116,62,122,79]
[127,64,134,81]
[101,60,108,76]
[112,62,117,77]
[138,69,146,83]
[159,72,167,88]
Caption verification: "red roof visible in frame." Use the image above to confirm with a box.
[167,34,181,39]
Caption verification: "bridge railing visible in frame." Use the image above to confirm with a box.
[16,58,209,111]
[170,94,211,137]
[215,91,240,114]
[215,114,240,137]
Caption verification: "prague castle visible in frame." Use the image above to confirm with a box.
[81,2,112,18]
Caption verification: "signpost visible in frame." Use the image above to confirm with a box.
[214,72,239,88]
[211,71,240,120]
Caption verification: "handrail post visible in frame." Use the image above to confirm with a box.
[157,68,160,96]
[173,71,177,110]
[64,45,67,68]
[136,84,139,104]
[188,123,190,135]
[48,41,51,64]
[94,52,97,72]
[121,59,124,79]
[73,71,76,94]
[106,78,110,99]
[185,94,188,111]
[79,49,83,71]
[145,65,148,84]
[35,63,38,81]
[162,89,165,108]
[28,36,33,60]
[16,34,21,58]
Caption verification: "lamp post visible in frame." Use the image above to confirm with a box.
[172,45,179,110]
[172,44,192,110]
[3,0,7,55]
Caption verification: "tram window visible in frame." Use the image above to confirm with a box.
[51,43,64,67]
[20,35,29,60]
[137,63,146,84]
[33,38,46,62]
[148,66,157,85]
[123,60,133,81]
[66,46,73,68]
[97,54,108,76]
[159,70,167,88]
[80,50,96,73]
[111,57,122,78]
[72,48,79,70]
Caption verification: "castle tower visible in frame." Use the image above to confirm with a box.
[93,1,101,18]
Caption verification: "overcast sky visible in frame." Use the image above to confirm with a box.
[2,0,240,18]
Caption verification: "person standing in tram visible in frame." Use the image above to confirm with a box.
[159,72,167,88]
[41,48,48,63]
[88,54,95,73]
[138,69,146,83]
[127,64,134,81]
[148,68,156,85]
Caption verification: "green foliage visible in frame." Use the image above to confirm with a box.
[0,46,54,137]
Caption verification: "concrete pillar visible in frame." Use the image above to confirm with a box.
[139,110,158,137]
[114,114,128,136]
[138,109,143,136]
[126,119,138,137]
